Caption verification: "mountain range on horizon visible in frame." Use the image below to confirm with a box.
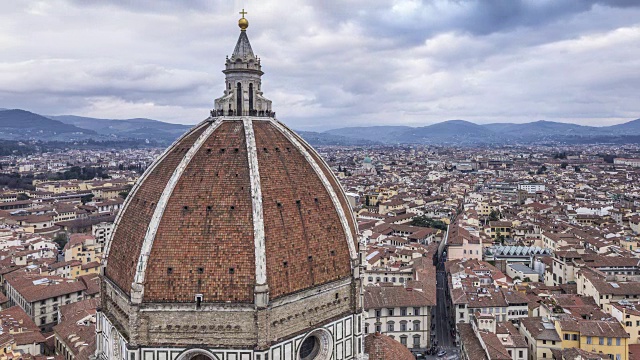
[0,108,639,146]
[324,119,640,145]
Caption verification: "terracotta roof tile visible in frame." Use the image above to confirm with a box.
[364,333,415,360]
[105,124,207,295]
[106,119,357,303]
[364,285,435,309]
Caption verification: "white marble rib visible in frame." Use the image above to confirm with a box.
[243,117,267,286]
[132,118,222,292]
[102,119,212,270]
[270,119,357,260]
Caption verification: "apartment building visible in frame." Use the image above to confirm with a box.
[4,271,98,331]
[576,267,640,312]
[364,285,435,350]
[519,317,562,360]
[554,319,629,360]
[459,315,528,360]
[610,300,640,344]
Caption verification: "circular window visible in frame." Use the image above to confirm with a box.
[300,335,320,359]
[177,349,215,360]
[191,355,213,360]
[297,329,332,360]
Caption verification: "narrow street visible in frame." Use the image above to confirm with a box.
[422,259,460,359]
[435,269,452,347]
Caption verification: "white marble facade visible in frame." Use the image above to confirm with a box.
[96,312,365,360]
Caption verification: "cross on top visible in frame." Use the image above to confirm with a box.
[239,9,247,18]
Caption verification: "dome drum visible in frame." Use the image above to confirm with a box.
[99,269,359,350]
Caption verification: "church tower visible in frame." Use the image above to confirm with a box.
[95,11,365,360]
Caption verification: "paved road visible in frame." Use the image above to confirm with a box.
[422,260,460,360]
[435,269,451,346]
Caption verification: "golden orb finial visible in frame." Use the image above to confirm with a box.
[239,9,249,31]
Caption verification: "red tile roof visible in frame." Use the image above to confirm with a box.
[365,333,415,360]
[106,119,357,303]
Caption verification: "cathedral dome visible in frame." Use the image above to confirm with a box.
[98,14,364,359]
[104,117,358,303]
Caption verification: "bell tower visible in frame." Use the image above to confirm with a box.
[214,10,273,117]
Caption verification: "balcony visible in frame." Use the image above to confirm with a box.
[211,109,276,118]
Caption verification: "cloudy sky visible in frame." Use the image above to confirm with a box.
[1,0,639,131]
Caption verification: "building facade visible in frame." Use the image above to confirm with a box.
[363,286,433,350]
[517,184,546,194]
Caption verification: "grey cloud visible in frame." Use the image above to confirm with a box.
[65,0,218,12]
[317,0,640,45]
[0,0,639,129]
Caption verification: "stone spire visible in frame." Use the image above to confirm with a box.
[213,10,273,117]
[231,31,256,61]
[232,9,255,61]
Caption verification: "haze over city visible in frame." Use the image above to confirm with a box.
[1,0,640,130]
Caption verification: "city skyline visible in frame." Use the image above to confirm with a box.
[1,1,639,131]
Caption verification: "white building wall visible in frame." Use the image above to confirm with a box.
[364,306,431,349]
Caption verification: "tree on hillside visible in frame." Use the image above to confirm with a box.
[119,185,133,199]
[489,209,500,221]
[410,215,447,231]
[53,232,69,250]
[601,154,615,163]
[81,194,94,204]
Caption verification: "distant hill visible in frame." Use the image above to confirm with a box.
[0,109,379,146]
[481,123,517,133]
[0,109,95,140]
[296,131,380,146]
[50,115,191,132]
[604,118,640,134]
[325,126,412,143]
[325,118,640,144]
[50,115,378,146]
[402,120,498,144]
[324,120,499,144]
[482,120,600,137]
[2,108,640,146]
[49,115,191,143]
